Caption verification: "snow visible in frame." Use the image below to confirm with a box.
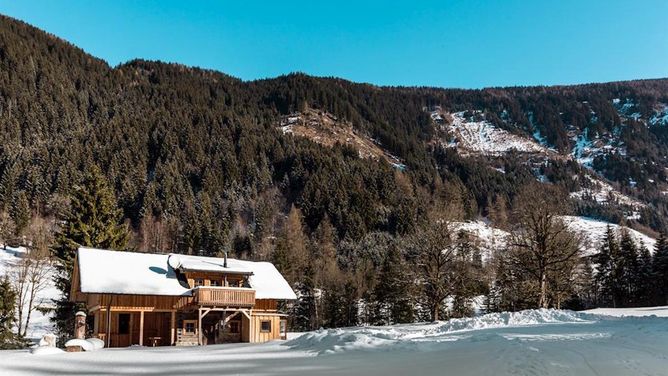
[3,308,668,375]
[570,174,644,209]
[77,248,296,300]
[561,216,656,255]
[29,347,64,356]
[86,338,105,350]
[650,104,668,126]
[0,246,58,341]
[77,248,191,296]
[445,111,550,156]
[584,306,668,317]
[452,220,509,260]
[64,339,94,352]
[451,216,654,260]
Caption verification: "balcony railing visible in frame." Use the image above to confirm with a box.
[176,287,256,309]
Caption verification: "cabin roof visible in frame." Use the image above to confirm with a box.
[76,247,297,300]
[173,254,254,274]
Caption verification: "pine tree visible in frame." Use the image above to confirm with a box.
[595,226,618,307]
[637,244,653,306]
[652,232,668,305]
[371,245,414,325]
[619,230,641,306]
[51,166,130,344]
[0,277,24,349]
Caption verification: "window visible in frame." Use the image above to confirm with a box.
[228,321,240,334]
[118,314,130,335]
[194,279,204,287]
[260,320,271,333]
[184,320,197,334]
[210,279,220,287]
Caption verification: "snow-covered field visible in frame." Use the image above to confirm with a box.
[1,308,667,375]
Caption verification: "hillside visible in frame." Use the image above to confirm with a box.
[1,14,668,244]
[2,14,668,329]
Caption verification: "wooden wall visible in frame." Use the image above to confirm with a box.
[254,299,278,311]
[248,313,283,343]
[184,271,247,288]
[87,293,180,311]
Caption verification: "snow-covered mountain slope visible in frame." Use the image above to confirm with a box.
[0,246,57,340]
[561,216,656,255]
[452,220,509,260]
[4,308,668,375]
[440,111,553,156]
[452,216,655,259]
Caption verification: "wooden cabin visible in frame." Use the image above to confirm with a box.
[70,247,296,347]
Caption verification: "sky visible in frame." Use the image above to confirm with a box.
[0,0,667,89]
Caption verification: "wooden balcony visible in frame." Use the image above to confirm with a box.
[176,287,256,309]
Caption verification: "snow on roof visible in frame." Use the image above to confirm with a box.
[76,247,296,300]
[176,254,253,274]
[77,247,191,296]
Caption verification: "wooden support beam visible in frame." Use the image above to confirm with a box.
[139,311,145,346]
[198,308,203,346]
[170,311,176,345]
[105,297,112,348]
[224,311,240,324]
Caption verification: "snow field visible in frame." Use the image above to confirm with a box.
[2,308,668,375]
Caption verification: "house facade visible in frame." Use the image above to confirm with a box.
[70,247,296,347]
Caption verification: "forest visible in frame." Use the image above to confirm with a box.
[1,15,668,346]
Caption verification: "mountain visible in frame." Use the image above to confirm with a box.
[0,13,667,255]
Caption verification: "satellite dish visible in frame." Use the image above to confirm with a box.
[167,254,181,270]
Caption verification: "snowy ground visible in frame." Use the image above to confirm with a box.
[0,246,58,341]
[2,308,668,375]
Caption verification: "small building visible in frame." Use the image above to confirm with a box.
[70,247,296,347]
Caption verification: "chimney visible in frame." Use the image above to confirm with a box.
[224,250,228,268]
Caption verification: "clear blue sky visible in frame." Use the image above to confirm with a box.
[1,0,667,88]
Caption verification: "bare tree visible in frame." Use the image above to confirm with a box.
[508,184,582,309]
[412,218,456,321]
[10,217,53,337]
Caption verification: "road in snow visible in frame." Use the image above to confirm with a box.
[1,308,667,375]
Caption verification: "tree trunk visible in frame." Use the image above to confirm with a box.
[539,272,549,309]
[432,302,440,322]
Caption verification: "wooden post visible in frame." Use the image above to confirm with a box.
[74,311,86,339]
[106,298,112,348]
[170,311,176,345]
[139,311,145,346]
[93,311,99,336]
[198,308,203,346]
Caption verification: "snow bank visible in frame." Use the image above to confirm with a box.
[86,338,105,350]
[64,339,93,351]
[584,306,668,318]
[30,347,64,356]
[286,309,591,354]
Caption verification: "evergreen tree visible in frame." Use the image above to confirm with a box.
[595,226,618,307]
[637,244,653,306]
[0,277,24,349]
[371,245,414,325]
[652,232,668,305]
[619,230,641,306]
[51,166,129,344]
[290,261,317,331]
